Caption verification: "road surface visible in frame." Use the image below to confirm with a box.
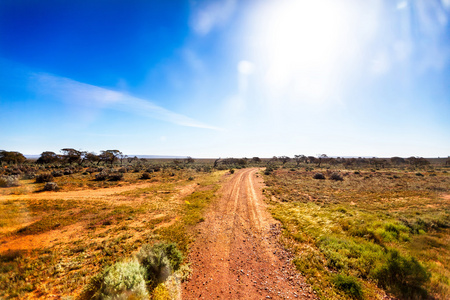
[182,168,315,299]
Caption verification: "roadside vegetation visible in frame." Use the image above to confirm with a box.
[1,149,449,299]
[263,158,450,299]
[0,149,226,299]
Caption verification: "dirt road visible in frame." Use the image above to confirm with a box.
[182,168,315,299]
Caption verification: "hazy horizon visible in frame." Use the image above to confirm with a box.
[1,0,449,158]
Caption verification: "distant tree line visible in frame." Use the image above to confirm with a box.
[0,149,448,169]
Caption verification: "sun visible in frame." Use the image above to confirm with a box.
[249,0,353,99]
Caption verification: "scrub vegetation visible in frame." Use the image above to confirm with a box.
[263,159,450,299]
[1,150,449,299]
[0,151,224,299]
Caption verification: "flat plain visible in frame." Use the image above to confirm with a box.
[0,159,449,299]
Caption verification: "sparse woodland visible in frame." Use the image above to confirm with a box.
[0,150,449,299]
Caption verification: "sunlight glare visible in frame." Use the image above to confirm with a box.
[251,0,354,101]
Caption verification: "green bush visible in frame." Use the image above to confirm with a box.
[80,260,149,300]
[136,243,184,288]
[332,274,363,299]
[374,250,430,299]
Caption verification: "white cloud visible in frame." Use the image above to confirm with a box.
[190,0,236,35]
[33,73,220,130]
[397,1,408,10]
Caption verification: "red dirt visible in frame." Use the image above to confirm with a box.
[182,168,316,299]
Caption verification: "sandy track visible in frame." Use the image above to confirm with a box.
[182,168,315,299]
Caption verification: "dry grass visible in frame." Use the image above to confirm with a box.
[264,166,450,300]
[0,167,223,299]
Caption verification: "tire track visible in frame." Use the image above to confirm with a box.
[182,168,316,299]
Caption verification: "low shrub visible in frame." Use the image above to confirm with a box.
[136,243,184,288]
[332,274,363,299]
[51,170,63,177]
[374,250,430,299]
[43,182,59,191]
[0,175,20,187]
[230,169,235,174]
[63,169,73,175]
[313,173,325,180]
[108,172,123,181]
[81,260,149,300]
[329,172,344,181]
[35,173,54,183]
[95,171,109,181]
[95,171,123,181]
[141,172,151,179]
[264,166,274,175]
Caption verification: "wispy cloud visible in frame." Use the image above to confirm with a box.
[33,73,220,130]
[190,0,236,35]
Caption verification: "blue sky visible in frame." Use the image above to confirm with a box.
[0,0,449,158]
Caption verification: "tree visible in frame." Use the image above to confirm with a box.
[61,148,83,165]
[37,151,61,164]
[99,150,122,166]
[307,156,316,164]
[213,158,221,168]
[317,154,328,167]
[278,156,291,165]
[294,155,306,166]
[85,152,100,165]
[0,150,26,164]
[391,157,405,165]
[252,157,261,163]
[185,156,195,164]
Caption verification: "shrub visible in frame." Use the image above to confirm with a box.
[332,274,363,299]
[141,172,151,179]
[230,169,235,174]
[95,171,109,181]
[35,173,54,183]
[313,173,325,180]
[136,243,184,287]
[330,172,344,181]
[108,172,123,181]
[83,260,149,300]
[63,169,73,175]
[94,171,122,181]
[374,250,430,299]
[43,182,59,191]
[0,250,24,262]
[0,175,20,187]
[415,172,424,177]
[118,167,127,173]
[51,170,63,177]
[86,167,99,174]
[264,166,274,175]
[22,172,36,180]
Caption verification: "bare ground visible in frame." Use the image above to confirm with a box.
[182,168,316,299]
